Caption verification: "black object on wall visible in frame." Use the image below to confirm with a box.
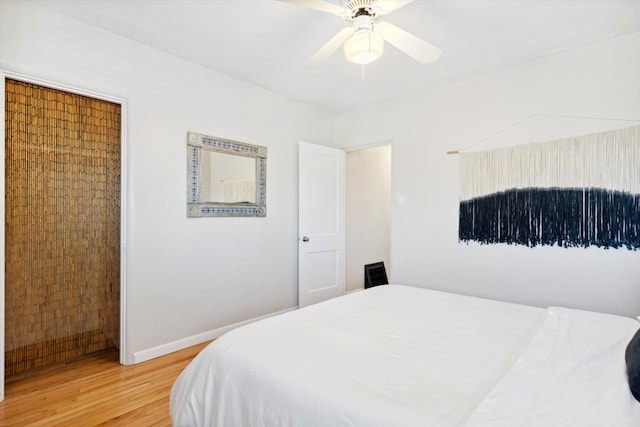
[364,262,388,289]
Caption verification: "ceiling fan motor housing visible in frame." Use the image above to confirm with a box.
[345,0,377,20]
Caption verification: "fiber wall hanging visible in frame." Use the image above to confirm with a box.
[458,124,640,250]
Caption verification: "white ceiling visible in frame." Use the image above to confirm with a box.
[28,0,640,114]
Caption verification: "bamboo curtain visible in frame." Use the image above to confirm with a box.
[4,79,121,375]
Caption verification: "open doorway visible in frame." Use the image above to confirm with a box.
[345,145,391,292]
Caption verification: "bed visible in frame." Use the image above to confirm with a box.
[170,284,640,426]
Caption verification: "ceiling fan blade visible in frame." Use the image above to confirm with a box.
[305,27,356,68]
[376,21,441,64]
[374,0,414,16]
[278,0,345,17]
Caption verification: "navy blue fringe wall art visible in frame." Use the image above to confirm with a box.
[458,125,640,250]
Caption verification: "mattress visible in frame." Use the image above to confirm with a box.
[170,284,640,427]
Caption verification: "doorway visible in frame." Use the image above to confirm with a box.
[4,77,122,379]
[345,145,391,292]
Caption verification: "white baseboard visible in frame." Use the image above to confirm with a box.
[130,306,297,364]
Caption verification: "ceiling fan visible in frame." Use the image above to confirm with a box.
[281,0,442,67]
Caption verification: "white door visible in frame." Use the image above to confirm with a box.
[298,142,345,308]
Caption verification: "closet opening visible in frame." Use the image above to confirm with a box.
[4,78,122,379]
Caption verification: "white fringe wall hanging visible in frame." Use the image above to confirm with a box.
[458,124,640,249]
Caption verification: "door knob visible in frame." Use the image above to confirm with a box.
[302,236,310,242]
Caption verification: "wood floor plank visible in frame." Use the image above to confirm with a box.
[0,341,210,426]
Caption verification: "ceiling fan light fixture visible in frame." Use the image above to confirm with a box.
[343,29,384,65]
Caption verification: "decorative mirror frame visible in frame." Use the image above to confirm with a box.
[187,131,267,217]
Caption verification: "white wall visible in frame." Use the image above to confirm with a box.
[336,33,640,317]
[0,0,335,363]
[345,146,391,292]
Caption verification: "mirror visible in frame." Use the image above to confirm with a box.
[202,152,256,203]
[187,132,267,217]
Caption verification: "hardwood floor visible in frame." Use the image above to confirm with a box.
[0,341,211,426]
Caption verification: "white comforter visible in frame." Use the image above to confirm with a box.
[464,306,640,426]
[170,285,640,427]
